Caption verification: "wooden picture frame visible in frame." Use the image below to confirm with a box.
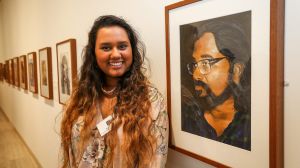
[0,63,3,81]
[5,60,9,83]
[19,55,28,90]
[39,47,53,99]
[28,52,38,93]
[165,0,284,167]
[56,39,77,105]
[9,59,14,85]
[13,57,20,87]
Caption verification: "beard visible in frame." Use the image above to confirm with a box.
[193,80,237,111]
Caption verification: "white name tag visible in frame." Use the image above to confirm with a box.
[96,115,112,136]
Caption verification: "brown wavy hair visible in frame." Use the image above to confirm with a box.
[60,15,156,168]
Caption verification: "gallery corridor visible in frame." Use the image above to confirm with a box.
[0,109,41,168]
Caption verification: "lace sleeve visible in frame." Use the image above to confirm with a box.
[149,87,169,168]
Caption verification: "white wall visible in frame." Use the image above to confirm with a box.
[284,1,300,168]
[0,0,299,168]
[0,0,4,60]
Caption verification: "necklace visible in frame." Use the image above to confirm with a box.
[101,85,117,96]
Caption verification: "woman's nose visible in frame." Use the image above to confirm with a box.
[111,47,121,58]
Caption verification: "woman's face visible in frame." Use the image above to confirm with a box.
[95,26,133,80]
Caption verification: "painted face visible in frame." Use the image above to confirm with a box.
[95,26,133,80]
[192,32,230,97]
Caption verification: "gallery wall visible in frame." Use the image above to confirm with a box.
[0,0,299,168]
[0,0,209,167]
[0,2,3,59]
[284,0,300,167]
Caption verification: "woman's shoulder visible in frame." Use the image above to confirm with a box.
[147,85,167,120]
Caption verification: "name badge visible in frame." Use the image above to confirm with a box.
[96,115,112,136]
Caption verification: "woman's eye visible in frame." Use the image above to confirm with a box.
[101,46,111,51]
[118,44,127,50]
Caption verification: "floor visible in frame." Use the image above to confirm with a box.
[0,109,41,168]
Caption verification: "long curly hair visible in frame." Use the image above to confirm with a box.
[60,15,155,168]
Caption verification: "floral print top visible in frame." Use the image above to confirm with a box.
[68,86,169,168]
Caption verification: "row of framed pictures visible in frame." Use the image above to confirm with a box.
[0,39,77,105]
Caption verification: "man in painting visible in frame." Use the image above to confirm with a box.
[41,61,48,86]
[21,61,25,84]
[181,20,251,150]
[61,55,70,95]
[14,60,18,85]
[29,62,34,87]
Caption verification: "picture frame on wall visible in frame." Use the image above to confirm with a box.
[39,47,53,99]
[56,39,77,105]
[19,55,28,90]
[165,0,284,167]
[5,60,10,83]
[0,63,3,81]
[28,52,38,93]
[9,59,14,85]
[13,57,20,87]
[3,62,7,82]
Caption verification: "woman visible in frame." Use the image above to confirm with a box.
[60,15,168,168]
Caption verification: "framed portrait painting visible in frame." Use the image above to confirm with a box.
[5,60,10,83]
[165,0,284,167]
[13,57,20,87]
[19,55,28,90]
[39,47,53,99]
[28,52,38,93]
[0,63,3,81]
[56,39,77,105]
[9,59,14,85]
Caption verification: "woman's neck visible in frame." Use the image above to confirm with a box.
[104,76,119,90]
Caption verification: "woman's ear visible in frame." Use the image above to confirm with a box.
[233,63,244,84]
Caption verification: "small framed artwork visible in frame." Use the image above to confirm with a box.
[1,62,5,82]
[19,55,28,90]
[9,59,14,85]
[4,62,7,82]
[0,63,3,81]
[28,52,38,93]
[5,60,10,83]
[56,39,77,105]
[5,62,8,82]
[39,47,53,99]
[165,0,283,167]
[13,57,20,87]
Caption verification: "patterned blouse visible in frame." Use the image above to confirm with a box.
[68,87,169,168]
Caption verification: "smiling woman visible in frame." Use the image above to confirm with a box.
[60,15,169,168]
[95,26,133,83]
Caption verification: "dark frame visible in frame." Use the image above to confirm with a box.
[13,57,20,87]
[28,52,38,94]
[9,59,14,85]
[165,0,284,167]
[39,47,53,99]
[5,60,9,83]
[56,38,77,105]
[19,55,28,90]
[0,63,3,81]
